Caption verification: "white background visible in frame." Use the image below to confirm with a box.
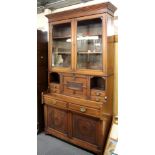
[0,0,155,155]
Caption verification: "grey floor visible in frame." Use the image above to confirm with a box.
[37,132,95,155]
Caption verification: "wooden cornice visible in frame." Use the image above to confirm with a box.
[46,2,117,22]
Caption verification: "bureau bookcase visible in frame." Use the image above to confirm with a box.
[43,2,117,155]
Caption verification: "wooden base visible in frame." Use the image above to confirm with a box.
[44,98,112,155]
[45,128,103,155]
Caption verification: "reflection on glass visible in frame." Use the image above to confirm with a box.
[77,18,102,70]
[52,23,71,67]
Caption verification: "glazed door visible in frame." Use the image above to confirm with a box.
[49,20,74,72]
[47,106,68,135]
[75,15,106,75]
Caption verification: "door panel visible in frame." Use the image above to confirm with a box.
[72,113,99,145]
[47,106,68,134]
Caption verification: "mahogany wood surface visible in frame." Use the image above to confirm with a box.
[43,2,116,155]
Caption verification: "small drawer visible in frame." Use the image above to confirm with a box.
[68,103,100,118]
[91,96,105,103]
[63,75,87,87]
[50,88,60,94]
[91,90,105,97]
[50,83,60,89]
[44,97,67,109]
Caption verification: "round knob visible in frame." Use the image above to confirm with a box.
[104,96,108,100]
[40,56,44,59]
[80,107,86,112]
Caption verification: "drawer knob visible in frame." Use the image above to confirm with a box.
[104,96,108,102]
[96,92,100,96]
[80,107,86,112]
[104,96,108,100]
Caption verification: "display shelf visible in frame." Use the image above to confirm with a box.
[53,36,71,39]
[54,52,71,54]
[78,52,102,54]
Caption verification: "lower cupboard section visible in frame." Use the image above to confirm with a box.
[44,104,112,155]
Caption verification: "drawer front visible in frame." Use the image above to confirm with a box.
[50,88,60,94]
[68,103,100,118]
[50,83,60,89]
[91,96,108,103]
[91,90,105,97]
[44,97,67,109]
[50,84,60,94]
[63,75,87,98]
[63,75,87,87]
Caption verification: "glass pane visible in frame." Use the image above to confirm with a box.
[52,23,71,67]
[77,18,102,70]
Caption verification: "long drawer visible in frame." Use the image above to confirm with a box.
[44,97,67,109]
[68,103,100,118]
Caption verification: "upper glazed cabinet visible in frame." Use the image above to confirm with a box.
[48,3,115,76]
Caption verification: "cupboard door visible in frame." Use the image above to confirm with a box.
[72,113,99,145]
[51,21,72,69]
[76,17,103,70]
[47,106,68,134]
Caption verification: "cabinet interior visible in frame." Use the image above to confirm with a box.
[77,18,102,70]
[90,76,105,90]
[50,72,60,84]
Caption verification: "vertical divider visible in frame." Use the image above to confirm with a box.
[48,23,52,85]
[102,14,108,74]
[74,19,77,71]
[71,20,74,71]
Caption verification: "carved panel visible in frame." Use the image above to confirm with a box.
[72,113,99,145]
[47,106,68,134]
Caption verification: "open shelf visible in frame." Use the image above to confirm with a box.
[90,76,105,90]
[49,72,60,84]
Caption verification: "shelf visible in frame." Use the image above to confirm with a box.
[77,34,102,37]
[53,36,71,39]
[77,52,102,54]
[54,52,71,54]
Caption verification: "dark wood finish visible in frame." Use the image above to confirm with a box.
[72,113,99,145]
[43,2,116,155]
[46,2,117,22]
[47,106,68,135]
[37,30,48,133]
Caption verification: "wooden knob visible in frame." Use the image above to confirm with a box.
[80,107,86,112]
[104,96,108,100]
